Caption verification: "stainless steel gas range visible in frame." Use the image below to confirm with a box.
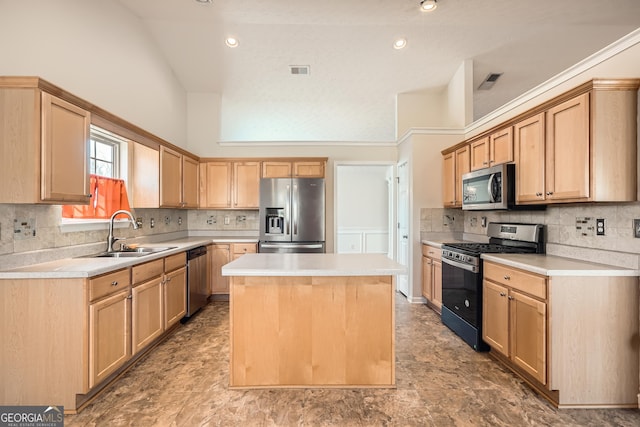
[440,223,545,351]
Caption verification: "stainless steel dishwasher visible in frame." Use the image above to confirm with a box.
[183,245,208,320]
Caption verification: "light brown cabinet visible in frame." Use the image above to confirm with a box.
[131,259,164,355]
[0,82,91,204]
[442,145,469,208]
[483,262,548,385]
[88,269,132,389]
[470,127,513,171]
[199,160,260,209]
[160,146,199,208]
[163,253,187,329]
[262,159,326,178]
[129,142,160,208]
[514,82,639,204]
[210,242,257,295]
[421,244,442,313]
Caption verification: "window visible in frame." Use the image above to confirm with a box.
[62,126,132,223]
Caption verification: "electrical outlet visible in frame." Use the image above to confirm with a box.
[164,216,171,225]
[596,218,605,236]
[178,217,182,226]
[634,219,640,238]
[150,218,155,228]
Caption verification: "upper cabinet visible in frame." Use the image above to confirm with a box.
[0,80,91,204]
[514,81,639,204]
[443,79,640,207]
[470,127,513,171]
[199,160,260,209]
[262,159,326,178]
[160,146,199,208]
[442,145,470,208]
[129,142,159,208]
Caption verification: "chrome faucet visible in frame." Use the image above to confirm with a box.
[107,210,140,252]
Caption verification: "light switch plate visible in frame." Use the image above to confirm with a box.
[634,219,640,238]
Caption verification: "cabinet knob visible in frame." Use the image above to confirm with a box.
[127,294,132,300]
[503,275,510,280]
[483,161,488,165]
[111,281,118,286]
[499,292,506,297]
[535,192,542,197]
[508,295,514,300]
[546,191,553,196]
[166,277,172,282]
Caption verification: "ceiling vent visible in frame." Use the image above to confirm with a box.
[290,65,310,76]
[478,73,502,90]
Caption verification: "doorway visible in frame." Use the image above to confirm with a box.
[396,161,409,296]
[334,162,395,258]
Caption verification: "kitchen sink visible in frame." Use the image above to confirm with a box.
[82,246,177,258]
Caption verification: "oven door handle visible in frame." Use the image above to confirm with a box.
[442,257,479,273]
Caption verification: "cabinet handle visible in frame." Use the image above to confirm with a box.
[503,275,510,280]
[127,294,132,300]
[508,295,514,300]
[483,161,488,165]
[111,281,118,286]
[535,192,542,197]
[546,191,553,196]
[499,292,506,297]
[166,277,172,282]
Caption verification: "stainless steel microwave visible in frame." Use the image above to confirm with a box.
[461,164,514,210]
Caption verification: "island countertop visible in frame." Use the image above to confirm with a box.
[221,253,406,277]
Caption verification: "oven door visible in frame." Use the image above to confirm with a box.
[441,257,482,327]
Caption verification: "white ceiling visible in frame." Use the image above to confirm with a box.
[117,0,640,142]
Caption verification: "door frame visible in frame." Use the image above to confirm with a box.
[333,161,396,259]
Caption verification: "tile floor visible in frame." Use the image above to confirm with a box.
[66,297,640,426]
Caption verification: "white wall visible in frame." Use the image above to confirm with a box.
[0,0,188,147]
[447,59,474,127]
[396,88,446,138]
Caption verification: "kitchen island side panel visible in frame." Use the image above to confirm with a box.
[229,275,395,388]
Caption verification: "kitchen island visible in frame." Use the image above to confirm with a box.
[221,253,405,388]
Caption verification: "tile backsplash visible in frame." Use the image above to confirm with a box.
[421,202,640,269]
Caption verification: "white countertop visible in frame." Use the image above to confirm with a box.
[222,253,406,277]
[0,235,258,279]
[481,253,640,277]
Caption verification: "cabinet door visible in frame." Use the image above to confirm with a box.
[432,259,442,310]
[41,92,91,203]
[442,152,456,207]
[201,161,232,208]
[510,290,546,384]
[293,161,324,178]
[130,143,159,208]
[482,280,509,357]
[546,93,590,201]
[514,113,546,203]
[131,278,164,355]
[164,267,186,329]
[233,161,260,208]
[455,146,470,207]
[470,137,490,171]
[159,146,182,207]
[89,290,131,388]
[262,161,292,178]
[490,126,513,166]
[421,256,433,300]
[211,245,231,294]
[182,155,199,208]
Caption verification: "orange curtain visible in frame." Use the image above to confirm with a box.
[62,175,131,219]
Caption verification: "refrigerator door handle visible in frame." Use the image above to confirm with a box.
[260,243,324,249]
[293,183,298,236]
[285,184,291,235]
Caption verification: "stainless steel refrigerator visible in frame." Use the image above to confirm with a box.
[258,177,325,253]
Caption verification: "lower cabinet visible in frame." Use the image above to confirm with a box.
[482,262,547,385]
[421,244,442,313]
[210,242,257,295]
[164,266,187,329]
[89,289,131,389]
[131,259,164,355]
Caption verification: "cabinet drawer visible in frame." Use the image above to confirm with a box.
[132,259,164,285]
[89,269,130,302]
[484,262,546,300]
[233,243,256,254]
[164,252,186,272]
[421,245,442,260]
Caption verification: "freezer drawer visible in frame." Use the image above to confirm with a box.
[258,242,325,253]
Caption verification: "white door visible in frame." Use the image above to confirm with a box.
[396,161,409,297]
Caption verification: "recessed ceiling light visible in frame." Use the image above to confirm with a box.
[225,37,239,48]
[420,0,437,12]
[393,38,407,50]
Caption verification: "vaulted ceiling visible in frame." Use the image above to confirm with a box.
[118,0,640,142]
